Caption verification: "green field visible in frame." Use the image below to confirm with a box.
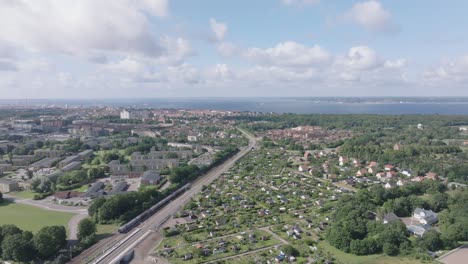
[8,190,37,199]
[318,241,430,264]
[0,201,74,233]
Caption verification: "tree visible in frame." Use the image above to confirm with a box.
[88,197,106,219]
[1,232,35,262]
[87,167,106,180]
[1,225,22,238]
[282,245,300,257]
[78,218,97,241]
[383,242,399,256]
[417,230,443,251]
[31,177,53,193]
[0,191,3,203]
[33,226,67,258]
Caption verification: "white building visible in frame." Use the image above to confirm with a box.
[120,110,132,120]
[187,135,197,142]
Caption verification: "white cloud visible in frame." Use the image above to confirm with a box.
[0,0,169,57]
[384,59,407,69]
[216,42,238,56]
[210,18,227,41]
[158,36,194,65]
[245,41,331,67]
[340,46,383,70]
[423,55,468,82]
[168,63,200,84]
[344,0,399,33]
[281,0,320,7]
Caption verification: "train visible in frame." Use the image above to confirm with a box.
[117,183,191,233]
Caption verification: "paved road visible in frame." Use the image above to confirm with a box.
[4,194,88,213]
[70,128,256,264]
[69,213,90,240]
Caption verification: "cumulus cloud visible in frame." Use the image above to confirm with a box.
[344,0,400,33]
[244,41,331,67]
[0,0,170,57]
[216,42,238,56]
[210,18,227,41]
[339,46,383,70]
[423,55,468,82]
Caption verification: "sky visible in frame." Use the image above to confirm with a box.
[1,0,468,99]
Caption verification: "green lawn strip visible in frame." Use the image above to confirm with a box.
[72,184,89,192]
[0,200,74,233]
[318,241,427,264]
[8,190,37,199]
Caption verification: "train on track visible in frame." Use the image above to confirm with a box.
[117,183,191,233]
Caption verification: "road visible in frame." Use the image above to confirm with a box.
[70,128,256,264]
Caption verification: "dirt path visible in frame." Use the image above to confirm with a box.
[202,244,282,264]
[68,213,89,240]
[259,226,289,245]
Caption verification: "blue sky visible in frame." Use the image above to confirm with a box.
[0,0,467,98]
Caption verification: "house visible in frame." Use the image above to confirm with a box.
[298,165,310,172]
[407,224,429,237]
[339,156,348,166]
[0,179,19,193]
[425,172,438,181]
[393,143,402,151]
[58,155,80,169]
[109,181,128,195]
[83,182,104,198]
[61,161,82,172]
[352,159,361,167]
[417,123,424,130]
[384,182,395,189]
[367,166,378,174]
[356,169,367,177]
[187,135,197,142]
[413,208,438,225]
[375,172,386,180]
[412,176,425,182]
[396,179,406,186]
[140,170,161,185]
[401,169,412,177]
[384,164,395,171]
[381,212,400,224]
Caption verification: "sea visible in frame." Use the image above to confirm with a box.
[1,97,468,115]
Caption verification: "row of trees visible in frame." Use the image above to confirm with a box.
[0,224,66,263]
[231,114,468,132]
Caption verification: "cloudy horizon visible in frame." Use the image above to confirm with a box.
[1,0,468,99]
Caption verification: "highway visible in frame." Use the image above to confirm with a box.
[70,128,256,264]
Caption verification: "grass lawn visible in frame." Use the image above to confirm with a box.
[8,190,37,199]
[96,224,118,235]
[318,241,429,264]
[72,184,89,192]
[0,200,74,233]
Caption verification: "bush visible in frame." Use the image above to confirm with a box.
[33,192,53,200]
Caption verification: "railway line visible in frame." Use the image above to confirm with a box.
[69,128,256,264]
